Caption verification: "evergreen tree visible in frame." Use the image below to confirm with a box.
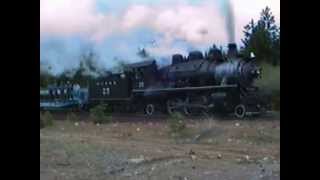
[241,6,280,66]
[40,63,56,88]
[73,60,87,86]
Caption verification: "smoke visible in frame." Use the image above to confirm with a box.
[41,0,228,44]
[222,0,235,43]
[40,0,279,75]
[40,37,88,75]
[40,0,231,75]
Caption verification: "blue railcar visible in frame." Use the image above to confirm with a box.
[40,85,88,111]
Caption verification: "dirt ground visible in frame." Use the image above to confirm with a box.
[40,113,280,180]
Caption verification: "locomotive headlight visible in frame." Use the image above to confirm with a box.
[250,52,255,58]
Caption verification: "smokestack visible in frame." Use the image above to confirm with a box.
[227,43,238,59]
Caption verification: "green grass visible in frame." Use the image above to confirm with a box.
[89,104,112,124]
[40,111,54,128]
[255,63,280,110]
[255,63,280,92]
[167,112,187,138]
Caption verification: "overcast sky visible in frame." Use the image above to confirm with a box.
[40,0,280,74]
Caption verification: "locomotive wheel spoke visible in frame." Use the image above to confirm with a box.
[184,95,209,116]
[166,98,184,115]
[183,97,192,116]
[166,100,175,115]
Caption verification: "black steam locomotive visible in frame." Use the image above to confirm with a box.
[88,43,269,118]
[41,43,270,118]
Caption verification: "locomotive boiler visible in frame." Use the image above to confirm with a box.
[161,43,261,88]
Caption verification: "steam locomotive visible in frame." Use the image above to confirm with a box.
[40,43,270,118]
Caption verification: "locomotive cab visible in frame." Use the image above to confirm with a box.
[88,73,132,102]
[127,60,158,89]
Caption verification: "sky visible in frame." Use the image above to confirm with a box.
[40,0,280,75]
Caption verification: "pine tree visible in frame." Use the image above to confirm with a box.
[242,19,256,48]
[241,7,280,66]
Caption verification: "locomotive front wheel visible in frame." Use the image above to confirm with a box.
[145,104,155,116]
[234,104,246,119]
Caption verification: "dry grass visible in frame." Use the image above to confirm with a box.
[66,112,79,122]
[41,114,280,180]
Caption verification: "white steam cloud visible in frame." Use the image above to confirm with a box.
[40,0,280,74]
[223,0,235,43]
[41,0,227,45]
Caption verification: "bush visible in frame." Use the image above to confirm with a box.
[271,92,280,111]
[254,62,280,111]
[168,112,186,136]
[90,104,112,124]
[66,112,79,122]
[40,113,44,129]
[40,111,54,128]
[255,62,280,92]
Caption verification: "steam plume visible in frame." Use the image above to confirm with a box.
[222,0,235,43]
[40,0,279,75]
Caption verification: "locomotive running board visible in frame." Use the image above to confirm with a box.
[132,85,238,93]
[89,98,132,101]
